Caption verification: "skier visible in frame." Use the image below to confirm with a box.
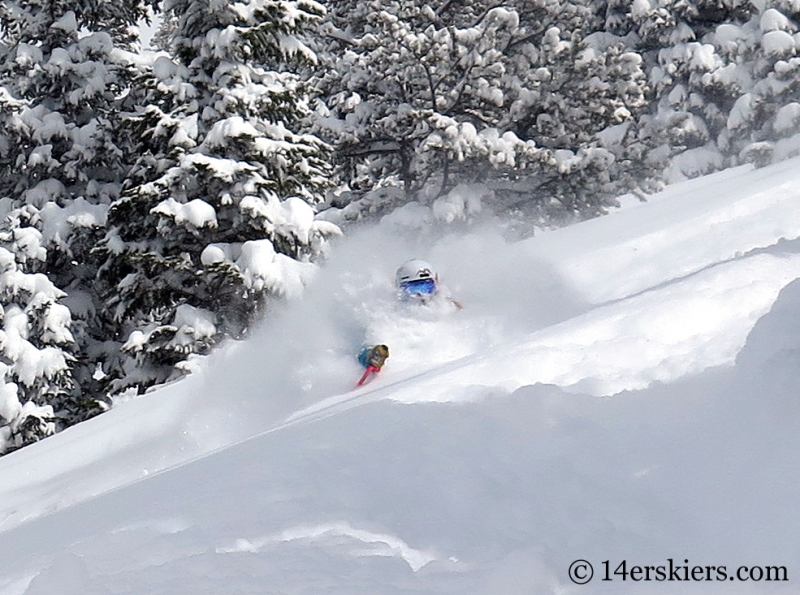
[353,260,460,387]
[395,259,462,308]
[395,259,438,302]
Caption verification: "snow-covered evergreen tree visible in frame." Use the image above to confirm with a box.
[314,0,650,224]
[723,2,800,165]
[0,206,101,453]
[0,0,155,444]
[500,6,650,221]
[97,0,339,393]
[614,0,757,179]
[623,0,800,179]
[0,0,153,207]
[314,0,542,219]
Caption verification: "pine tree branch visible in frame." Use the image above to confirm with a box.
[422,62,439,111]
[322,27,357,47]
[470,2,506,28]
[339,138,402,158]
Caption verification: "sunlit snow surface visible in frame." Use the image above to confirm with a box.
[2,159,800,594]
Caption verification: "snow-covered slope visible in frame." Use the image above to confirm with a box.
[1,159,800,594]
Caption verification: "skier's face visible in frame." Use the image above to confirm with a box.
[399,278,437,299]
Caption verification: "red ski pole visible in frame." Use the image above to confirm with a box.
[356,364,379,387]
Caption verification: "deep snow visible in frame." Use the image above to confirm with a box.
[1,157,800,594]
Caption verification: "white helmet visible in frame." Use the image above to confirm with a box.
[395,259,437,286]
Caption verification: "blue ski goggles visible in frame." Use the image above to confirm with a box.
[400,278,437,298]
